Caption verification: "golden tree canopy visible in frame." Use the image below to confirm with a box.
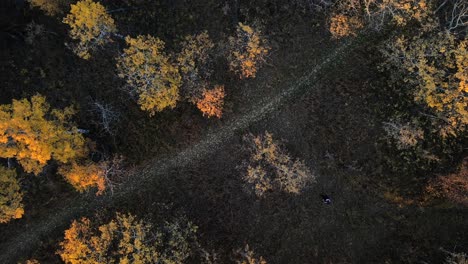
[117,35,182,116]
[63,0,117,59]
[58,213,198,264]
[228,23,270,79]
[383,31,468,135]
[0,95,87,175]
[0,166,24,224]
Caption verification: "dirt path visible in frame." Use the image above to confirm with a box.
[0,37,359,263]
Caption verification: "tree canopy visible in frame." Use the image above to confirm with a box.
[58,213,198,264]
[63,0,117,59]
[0,95,87,175]
[383,31,468,136]
[228,23,270,79]
[117,35,182,116]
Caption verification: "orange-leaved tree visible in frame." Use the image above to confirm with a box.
[0,166,24,223]
[228,23,270,79]
[58,213,198,264]
[59,161,106,195]
[63,0,117,59]
[116,35,182,116]
[196,85,225,118]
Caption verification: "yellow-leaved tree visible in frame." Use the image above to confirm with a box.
[63,0,117,59]
[0,95,106,194]
[228,23,270,79]
[0,95,86,175]
[0,166,24,223]
[117,35,182,116]
[382,31,468,135]
[58,213,198,264]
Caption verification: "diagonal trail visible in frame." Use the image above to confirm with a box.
[135,39,354,181]
[0,38,357,263]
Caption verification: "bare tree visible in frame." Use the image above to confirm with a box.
[100,155,126,195]
[90,101,120,135]
[438,0,468,32]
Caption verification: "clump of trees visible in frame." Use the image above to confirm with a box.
[0,167,24,223]
[60,1,269,118]
[58,213,198,264]
[116,32,229,118]
[241,132,315,197]
[228,23,270,79]
[0,95,107,222]
[328,0,433,38]
[176,32,227,117]
[63,0,117,59]
[177,31,215,103]
[382,31,467,136]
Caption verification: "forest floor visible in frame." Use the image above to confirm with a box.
[0,2,466,263]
